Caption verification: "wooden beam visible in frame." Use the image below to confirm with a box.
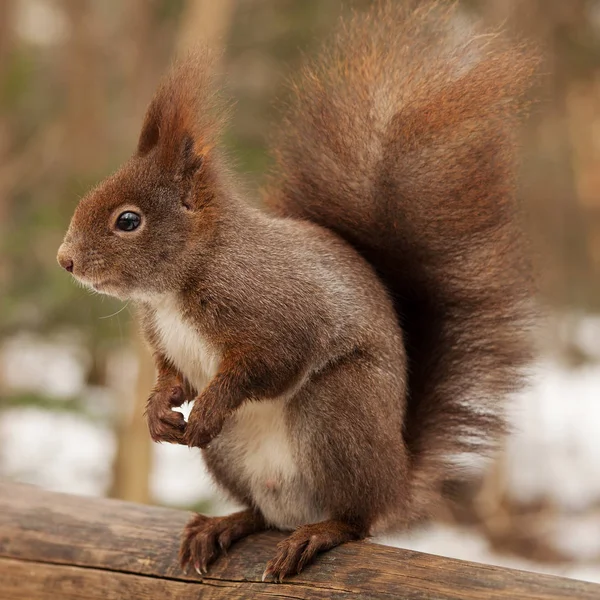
[0,481,597,599]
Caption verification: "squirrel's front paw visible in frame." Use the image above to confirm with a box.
[146,385,187,444]
[184,397,227,449]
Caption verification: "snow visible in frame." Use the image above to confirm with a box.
[150,442,215,507]
[0,407,114,496]
[506,360,600,510]
[381,524,600,584]
[0,332,88,398]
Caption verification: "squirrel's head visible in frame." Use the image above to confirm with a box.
[57,51,229,300]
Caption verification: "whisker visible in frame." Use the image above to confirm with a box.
[100,301,130,320]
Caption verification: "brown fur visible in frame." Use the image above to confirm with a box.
[57,2,537,581]
[265,0,539,516]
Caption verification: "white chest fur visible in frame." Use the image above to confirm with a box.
[150,294,322,529]
[151,295,221,392]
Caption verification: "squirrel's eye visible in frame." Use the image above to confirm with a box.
[115,211,141,232]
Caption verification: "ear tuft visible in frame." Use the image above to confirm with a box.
[136,48,229,174]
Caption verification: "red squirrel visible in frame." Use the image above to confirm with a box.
[57,1,537,582]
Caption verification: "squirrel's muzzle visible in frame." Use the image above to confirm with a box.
[57,244,74,273]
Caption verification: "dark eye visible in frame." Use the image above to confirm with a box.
[115,211,141,232]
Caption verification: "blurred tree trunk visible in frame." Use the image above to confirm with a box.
[484,0,596,311]
[108,0,160,504]
[458,0,600,558]
[0,0,8,396]
[109,0,236,504]
[109,335,154,503]
[176,0,236,55]
[0,0,15,288]
[62,0,106,172]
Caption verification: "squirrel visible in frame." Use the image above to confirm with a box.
[57,1,537,582]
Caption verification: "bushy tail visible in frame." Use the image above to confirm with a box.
[265,1,538,513]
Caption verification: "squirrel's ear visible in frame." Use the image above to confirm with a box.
[136,50,226,180]
[177,134,206,182]
[136,100,205,183]
[137,98,161,156]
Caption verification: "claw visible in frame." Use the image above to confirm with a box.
[180,510,265,578]
[262,520,364,581]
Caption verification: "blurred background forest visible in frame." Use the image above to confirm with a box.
[1,0,600,584]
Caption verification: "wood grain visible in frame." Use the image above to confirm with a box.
[0,480,597,599]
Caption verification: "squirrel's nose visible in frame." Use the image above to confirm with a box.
[57,245,74,273]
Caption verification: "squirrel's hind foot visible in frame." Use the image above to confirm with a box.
[262,519,366,583]
[179,509,265,575]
